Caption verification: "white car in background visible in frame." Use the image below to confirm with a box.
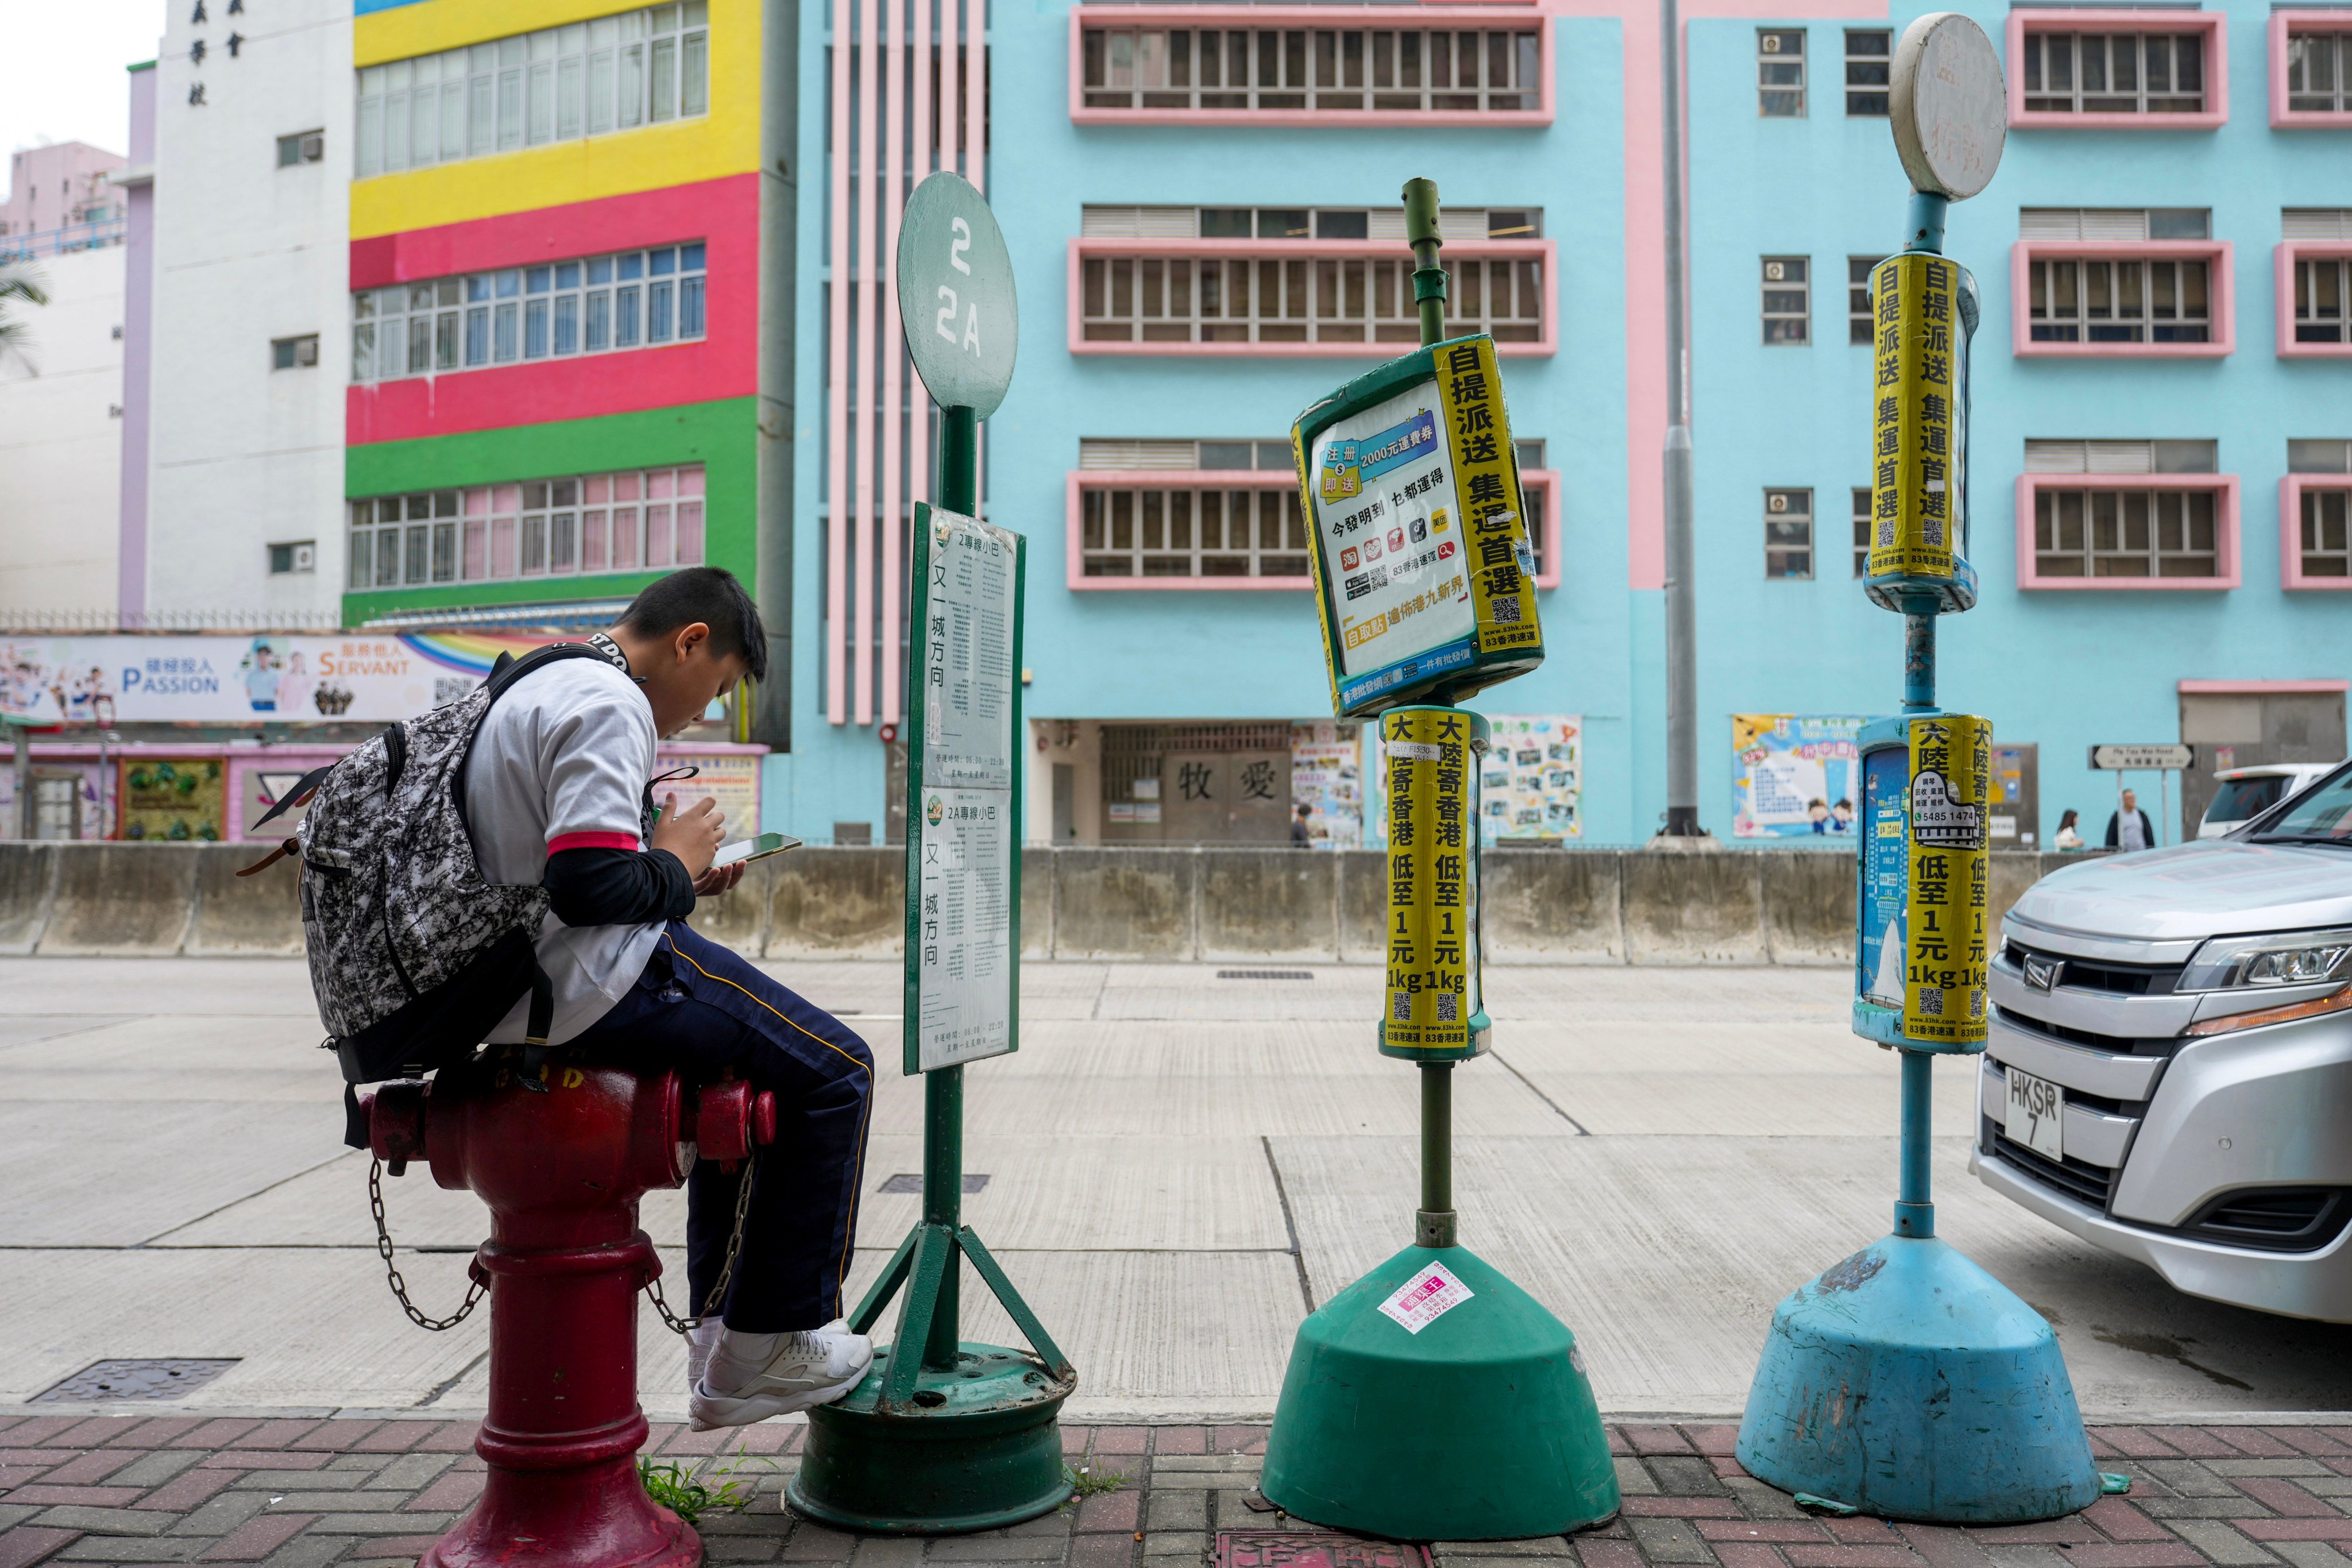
[1972,760,2352,1320]
[2197,763,2342,838]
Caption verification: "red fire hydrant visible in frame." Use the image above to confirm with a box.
[369,1065,775,1568]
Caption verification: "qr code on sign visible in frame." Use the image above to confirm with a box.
[1492,597,1521,623]
[1392,991,1413,1023]
[1918,987,1943,1016]
[1435,990,1458,1022]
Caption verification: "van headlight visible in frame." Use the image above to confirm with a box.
[2180,928,2352,992]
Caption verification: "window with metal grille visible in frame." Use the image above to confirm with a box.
[2030,257,2211,343]
[353,244,706,381]
[2034,488,2220,577]
[1764,488,1813,579]
[1848,256,1881,343]
[2297,256,2350,343]
[2288,30,2351,111]
[1845,30,1890,114]
[2292,441,2352,579]
[347,466,705,590]
[355,2,709,180]
[1079,253,1543,346]
[1758,29,1806,116]
[1852,487,1871,577]
[2021,32,2206,114]
[1079,25,1542,113]
[1762,257,1809,344]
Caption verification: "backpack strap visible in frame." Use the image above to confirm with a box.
[245,761,338,836]
[453,642,629,841]
[517,961,557,1093]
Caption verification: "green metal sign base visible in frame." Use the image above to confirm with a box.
[1261,1242,1620,1542]
[789,1342,1073,1534]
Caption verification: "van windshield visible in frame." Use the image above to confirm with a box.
[2206,775,2287,825]
[2251,767,2352,845]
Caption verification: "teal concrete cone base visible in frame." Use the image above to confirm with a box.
[1261,1244,1620,1542]
[1737,1236,2100,1523]
[787,1343,1073,1535]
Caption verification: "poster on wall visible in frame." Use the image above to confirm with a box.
[0,631,563,725]
[1477,714,1582,844]
[119,757,229,842]
[657,751,764,839]
[1732,715,1869,839]
[1289,723,1363,849]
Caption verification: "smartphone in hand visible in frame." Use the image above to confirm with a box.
[712,832,803,868]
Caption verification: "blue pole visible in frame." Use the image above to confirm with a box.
[1902,609,1936,713]
[1895,1049,1934,1238]
[1905,191,1949,256]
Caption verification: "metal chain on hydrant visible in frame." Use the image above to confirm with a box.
[369,1157,486,1331]
[644,1153,756,1336]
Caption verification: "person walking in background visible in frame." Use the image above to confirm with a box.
[2054,809,2085,851]
[2106,790,2156,852]
[1291,801,1315,848]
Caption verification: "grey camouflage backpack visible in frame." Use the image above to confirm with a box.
[245,639,628,1142]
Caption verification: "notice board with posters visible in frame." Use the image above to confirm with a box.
[1478,714,1582,843]
[1292,334,1544,718]
[119,757,228,841]
[903,504,1024,1075]
[1732,715,1870,839]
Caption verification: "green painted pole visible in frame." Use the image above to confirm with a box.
[922,401,980,1373]
[1404,180,1458,1253]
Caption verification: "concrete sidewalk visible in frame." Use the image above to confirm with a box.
[3,958,2350,1426]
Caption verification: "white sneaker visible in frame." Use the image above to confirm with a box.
[689,1319,873,1430]
[685,1320,722,1420]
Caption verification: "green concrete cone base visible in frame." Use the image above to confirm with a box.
[1261,1245,1620,1542]
[788,1343,1074,1535]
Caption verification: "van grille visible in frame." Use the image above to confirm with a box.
[2006,941,2184,997]
[1986,1116,2115,1208]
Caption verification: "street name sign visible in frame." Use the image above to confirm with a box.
[1891,13,2006,202]
[2090,744,2195,771]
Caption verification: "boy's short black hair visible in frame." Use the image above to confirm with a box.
[617,567,770,683]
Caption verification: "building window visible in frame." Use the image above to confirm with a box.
[2030,257,2211,343]
[1851,488,1871,577]
[2025,439,2225,580]
[271,334,319,370]
[352,244,706,382]
[1078,22,1543,115]
[2296,256,2350,344]
[1845,30,1891,115]
[354,2,710,180]
[2286,29,2351,113]
[1071,437,1552,584]
[1848,256,1881,343]
[347,466,706,591]
[276,130,325,167]
[1762,257,1809,344]
[2021,32,2206,115]
[1764,489,1812,578]
[268,542,317,575]
[2295,442,2351,583]
[1758,29,1805,117]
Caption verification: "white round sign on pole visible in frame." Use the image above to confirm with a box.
[1890,12,2006,201]
[896,172,1018,418]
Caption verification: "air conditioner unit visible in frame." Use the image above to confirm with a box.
[295,337,319,366]
[301,133,324,163]
[293,543,316,573]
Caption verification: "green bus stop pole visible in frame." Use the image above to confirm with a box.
[1403,177,1460,1254]
[922,403,980,1372]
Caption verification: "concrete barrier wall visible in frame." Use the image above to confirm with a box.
[0,841,2101,965]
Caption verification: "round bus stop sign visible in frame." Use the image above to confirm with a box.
[1890,12,2006,200]
[897,172,1018,419]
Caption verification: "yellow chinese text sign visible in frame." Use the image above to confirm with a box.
[1381,706,1485,1053]
[1869,254,1961,584]
[1904,713,1990,1046]
[1437,337,1541,656]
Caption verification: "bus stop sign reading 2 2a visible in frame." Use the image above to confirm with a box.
[897,172,1018,418]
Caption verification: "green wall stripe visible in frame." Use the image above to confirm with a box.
[342,397,758,621]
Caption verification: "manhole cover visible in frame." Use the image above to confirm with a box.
[1216,1532,1432,1568]
[1217,970,1315,982]
[34,1359,241,1403]
[879,1173,989,1194]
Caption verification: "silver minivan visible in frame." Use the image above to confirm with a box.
[1972,761,2352,1320]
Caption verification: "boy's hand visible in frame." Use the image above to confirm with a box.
[651,792,725,879]
[692,860,744,897]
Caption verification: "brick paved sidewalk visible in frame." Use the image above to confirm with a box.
[6,1418,2352,1568]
